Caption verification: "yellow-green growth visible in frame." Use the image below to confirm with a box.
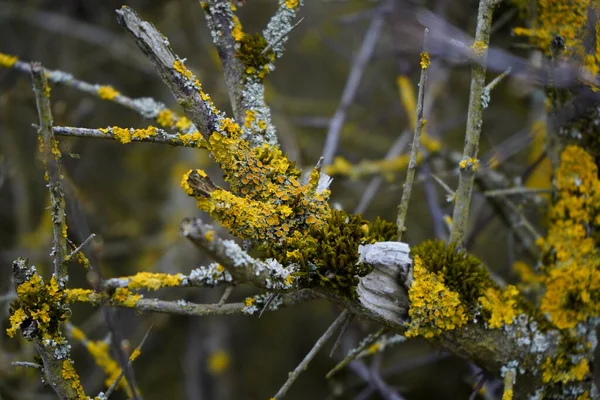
[185,130,331,242]
[479,285,521,328]
[405,254,468,338]
[237,33,274,81]
[411,240,493,307]
[125,272,184,291]
[539,146,600,329]
[262,210,397,299]
[7,273,67,341]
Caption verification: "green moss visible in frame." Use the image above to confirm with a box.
[410,240,492,307]
[262,210,397,299]
[236,33,274,80]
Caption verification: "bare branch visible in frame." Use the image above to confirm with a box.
[321,6,384,165]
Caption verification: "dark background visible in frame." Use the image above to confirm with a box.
[0,0,543,399]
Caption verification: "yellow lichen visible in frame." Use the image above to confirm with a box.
[405,255,468,338]
[157,109,175,127]
[126,272,184,291]
[112,127,132,144]
[232,15,244,41]
[542,356,590,384]
[97,85,119,100]
[0,52,18,67]
[207,349,231,375]
[61,360,86,397]
[111,288,141,307]
[285,0,299,9]
[6,308,27,338]
[459,157,480,171]
[479,285,520,328]
[420,51,430,69]
[472,40,488,56]
[539,146,600,329]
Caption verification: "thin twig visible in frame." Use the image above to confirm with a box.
[104,326,153,400]
[4,57,195,133]
[273,309,351,399]
[468,373,487,400]
[67,233,95,260]
[484,187,551,197]
[217,286,234,305]
[330,312,354,357]
[396,29,430,241]
[326,327,386,379]
[11,361,43,370]
[322,7,384,165]
[449,0,502,246]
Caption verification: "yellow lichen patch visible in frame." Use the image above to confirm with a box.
[207,349,231,375]
[0,52,18,67]
[132,126,157,140]
[112,127,132,144]
[542,356,590,384]
[175,116,192,131]
[285,0,299,9]
[512,0,599,79]
[180,169,206,195]
[204,229,215,241]
[471,40,488,56]
[97,85,119,100]
[126,272,184,291]
[232,15,244,41]
[111,288,141,307]
[157,109,175,128]
[420,51,431,69]
[61,360,86,397]
[479,285,520,329]
[178,131,206,147]
[539,146,600,329]
[459,157,480,171]
[189,130,331,241]
[405,255,468,338]
[6,308,27,338]
[244,297,254,307]
[64,288,97,303]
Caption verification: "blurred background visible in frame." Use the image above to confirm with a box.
[0,0,548,399]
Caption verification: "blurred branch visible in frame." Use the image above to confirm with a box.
[273,309,351,399]
[322,5,385,165]
[0,2,153,74]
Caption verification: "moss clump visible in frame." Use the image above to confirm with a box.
[411,240,492,308]
[236,33,274,80]
[262,210,397,299]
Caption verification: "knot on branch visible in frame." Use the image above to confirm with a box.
[356,242,411,325]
